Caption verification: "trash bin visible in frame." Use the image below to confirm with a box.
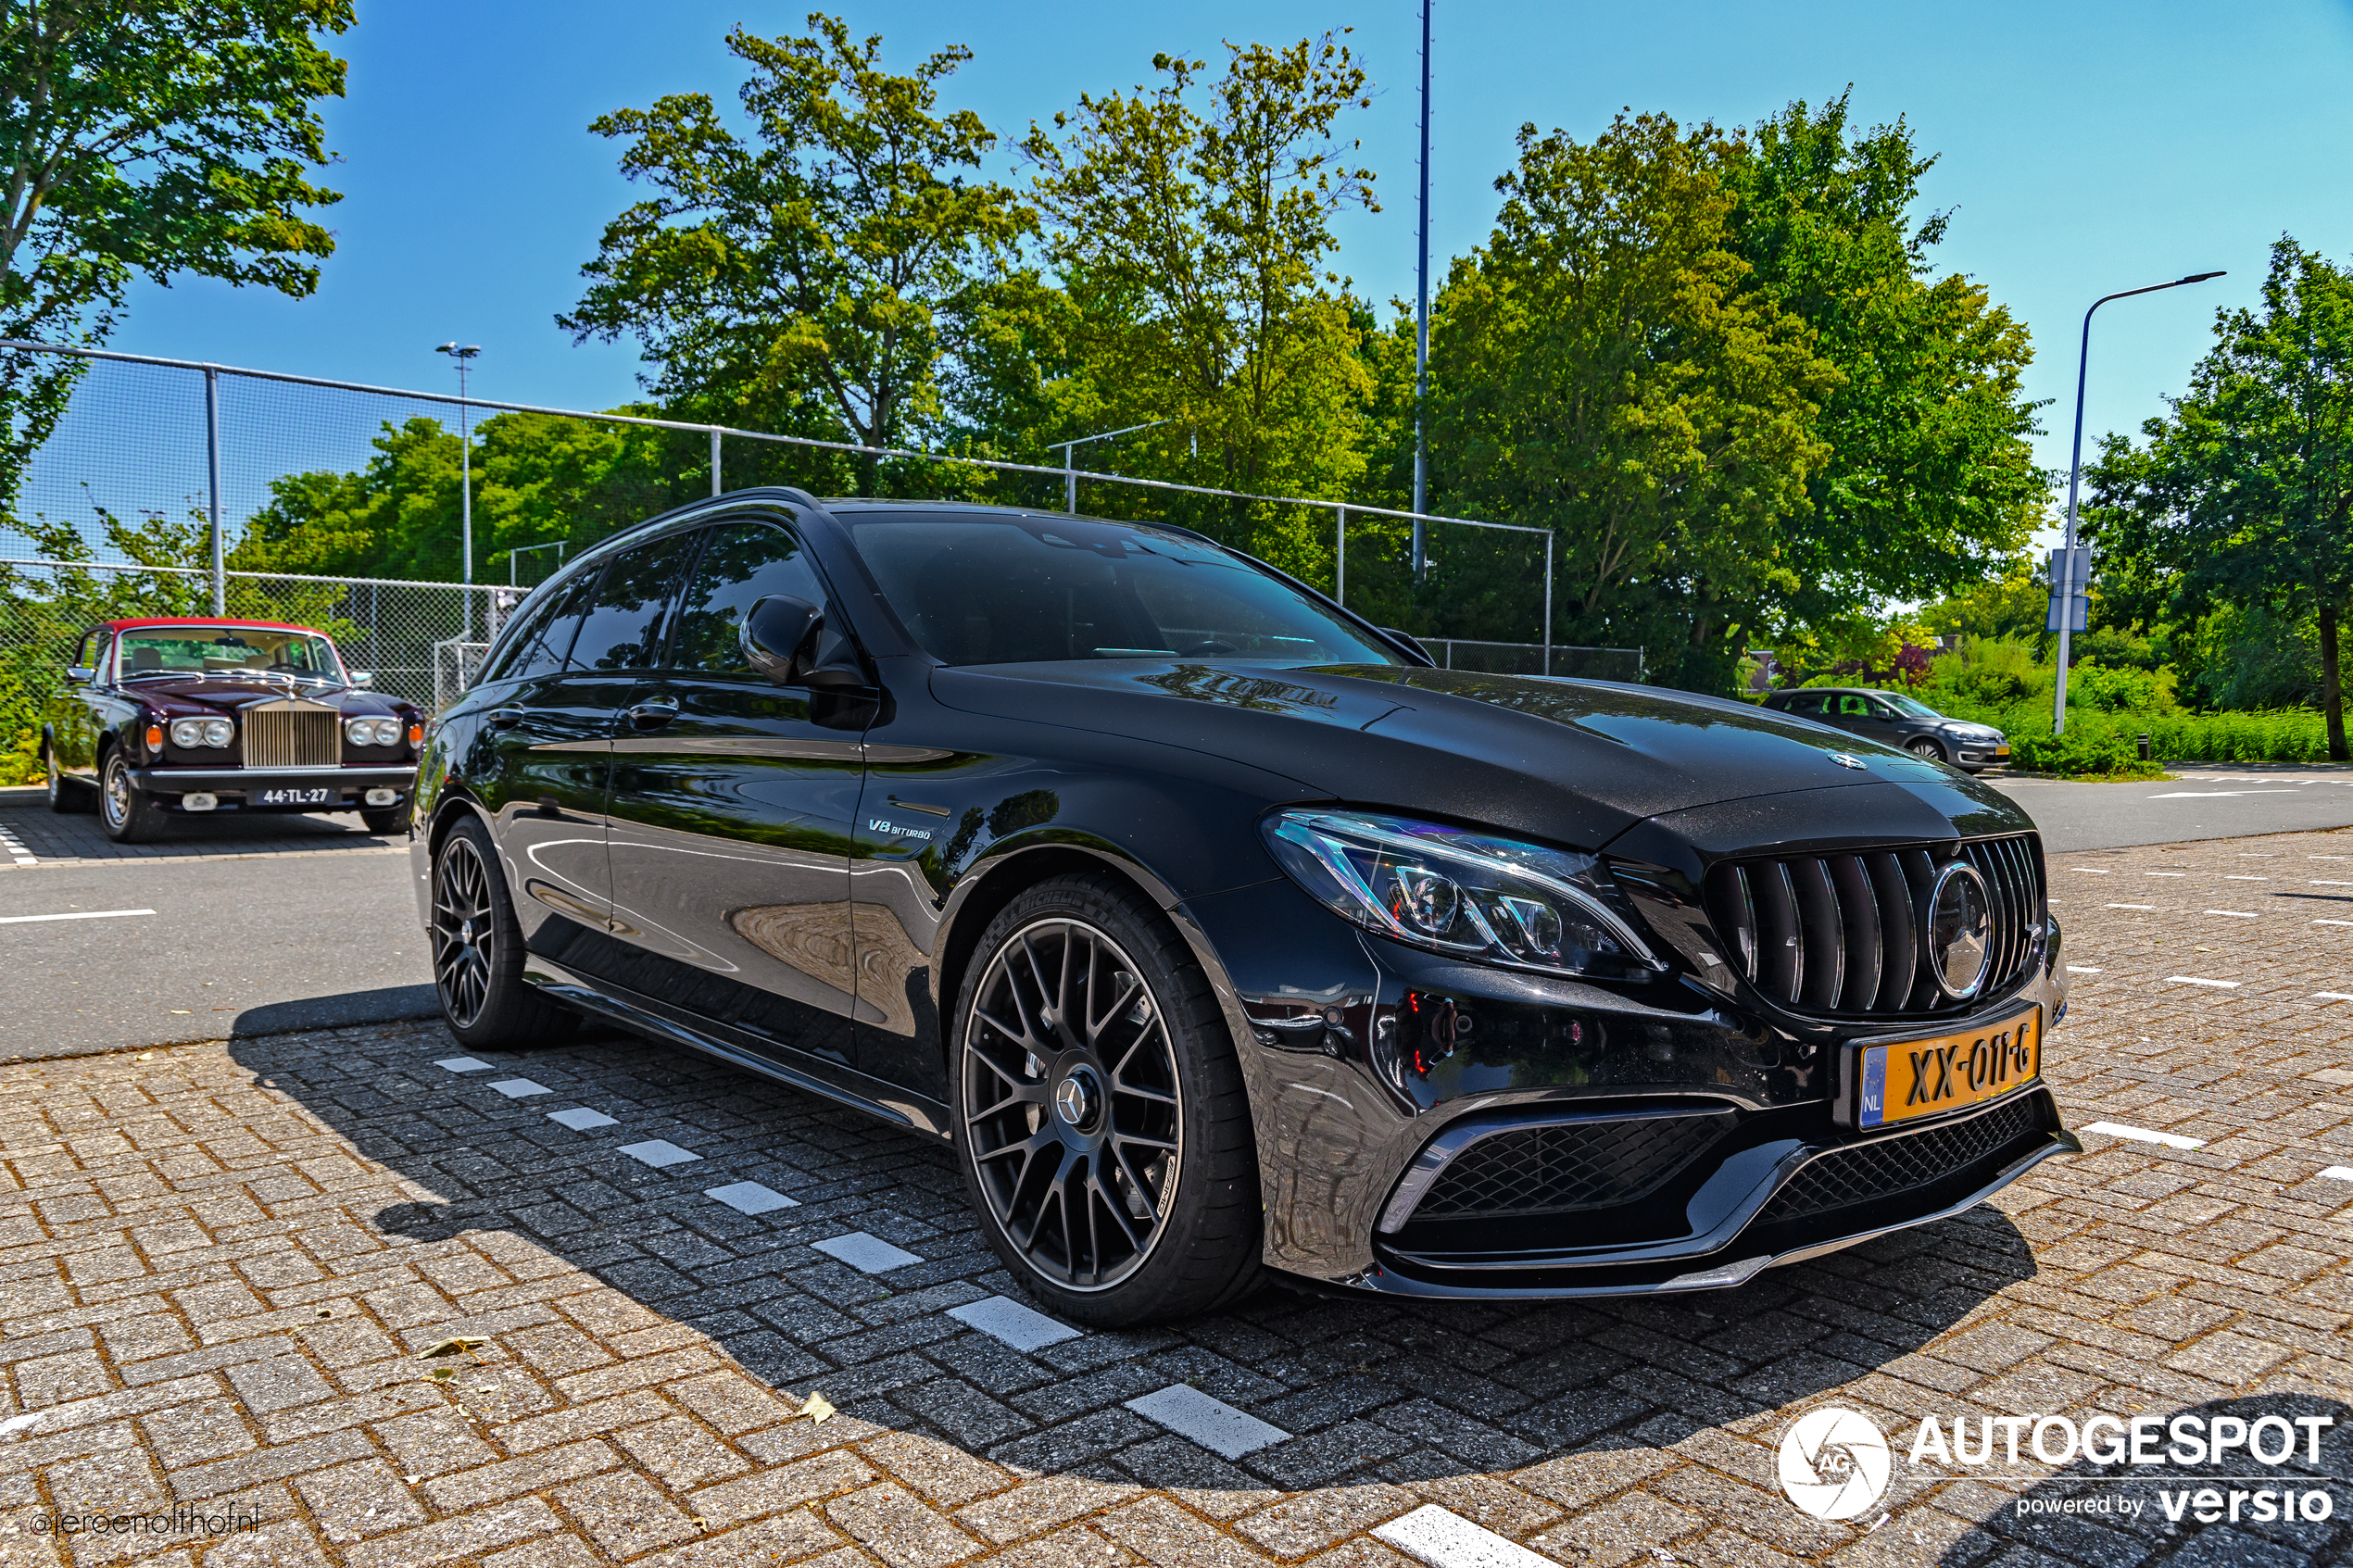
[2138,734,2151,761]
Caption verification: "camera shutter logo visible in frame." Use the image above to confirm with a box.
[1778,1407,1892,1520]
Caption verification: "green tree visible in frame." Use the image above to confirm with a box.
[560,15,1032,487]
[2087,237,2353,759]
[1021,35,1378,568]
[1427,111,1834,689]
[0,0,348,511]
[1719,94,2044,630]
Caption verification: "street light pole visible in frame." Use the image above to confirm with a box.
[1410,0,1431,582]
[2051,274,2221,734]
[436,342,482,635]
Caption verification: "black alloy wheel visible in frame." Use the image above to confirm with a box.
[98,750,164,842]
[430,817,577,1048]
[953,874,1261,1324]
[1906,737,1946,762]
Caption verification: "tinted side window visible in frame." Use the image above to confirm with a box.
[569,533,701,672]
[1837,695,1871,717]
[669,520,828,677]
[495,574,597,684]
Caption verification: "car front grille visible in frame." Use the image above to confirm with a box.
[243,702,339,768]
[1702,834,2045,1016]
[1753,1095,2045,1223]
[1413,1112,1729,1220]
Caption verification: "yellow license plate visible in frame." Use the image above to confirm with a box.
[1858,1006,2041,1129]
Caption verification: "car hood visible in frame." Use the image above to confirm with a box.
[118,677,402,717]
[929,661,2023,851]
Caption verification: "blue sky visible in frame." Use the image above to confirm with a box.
[108,0,2353,524]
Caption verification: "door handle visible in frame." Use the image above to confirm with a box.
[489,707,524,730]
[626,701,679,730]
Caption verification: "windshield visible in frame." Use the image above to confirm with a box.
[1881,693,1941,718]
[849,514,1404,669]
[117,626,345,682]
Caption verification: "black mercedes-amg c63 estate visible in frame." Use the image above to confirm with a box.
[413,490,2077,1324]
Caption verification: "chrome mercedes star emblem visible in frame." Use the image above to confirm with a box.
[1829,753,1869,771]
[1926,862,1993,997]
[1052,1070,1098,1129]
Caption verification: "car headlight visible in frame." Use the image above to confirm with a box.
[170,718,233,748]
[1262,809,1666,980]
[346,717,401,746]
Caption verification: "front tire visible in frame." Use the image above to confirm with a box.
[951,872,1261,1326]
[1906,738,1946,763]
[99,750,166,842]
[430,816,577,1049]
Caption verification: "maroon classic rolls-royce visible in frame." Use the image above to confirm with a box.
[41,617,425,842]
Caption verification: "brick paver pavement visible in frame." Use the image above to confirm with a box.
[1,829,2348,1568]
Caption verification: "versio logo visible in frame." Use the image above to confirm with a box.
[1779,1407,1893,1521]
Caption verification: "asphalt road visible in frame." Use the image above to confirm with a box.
[1989,764,2353,851]
[0,797,433,1060]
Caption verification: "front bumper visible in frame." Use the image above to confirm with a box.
[1180,872,2073,1301]
[129,765,418,808]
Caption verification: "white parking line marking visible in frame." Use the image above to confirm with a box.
[435,1058,494,1073]
[0,823,34,867]
[2107,903,2157,910]
[2145,872,2187,877]
[617,1139,700,1168]
[2069,868,2110,874]
[0,908,154,924]
[2166,975,2240,988]
[2322,1167,2353,1183]
[1375,1505,1557,1568]
[2205,909,2259,919]
[812,1232,922,1273]
[2312,993,2353,1003]
[706,1181,799,1214]
[948,1295,1081,1352]
[2147,789,2300,797]
[488,1079,551,1098]
[2319,920,2353,928]
[1126,1384,1290,1460]
[2225,874,2268,881]
[547,1108,619,1130]
[2314,881,2353,886]
[0,1411,46,1438]
[2082,1121,2207,1150]
[2066,966,2103,973]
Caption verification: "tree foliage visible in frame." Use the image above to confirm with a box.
[2087,236,2353,759]
[560,14,1032,483]
[0,0,348,509]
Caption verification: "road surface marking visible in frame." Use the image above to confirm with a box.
[706,1180,799,1214]
[435,1058,494,1073]
[488,1079,551,1098]
[2066,966,2103,973]
[948,1295,1081,1352]
[2145,789,2301,797]
[547,1108,618,1130]
[2205,909,2259,919]
[2224,874,2268,880]
[2312,993,2353,1003]
[812,1232,922,1273]
[0,908,154,924]
[2068,868,2110,874]
[618,1139,700,1168]
[2314,881,2353,886]
[2082,1121,2206,1150]
[1126,1384,1289,1460]
[2322,1167,2353,1183]
[0,823,34,867]
[2107,903,2157,910]
[1375,1506,1556,1568]
[2145,872,2187,877]
[2319,920,2353,928]
[2166,976,2240,989]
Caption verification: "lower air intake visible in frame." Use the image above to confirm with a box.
[1755,1096,2045,1223]
[1414,1113,1727,1220]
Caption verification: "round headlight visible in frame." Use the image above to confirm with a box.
[200,719,233,748]
[345,718,372,746]
[377,718,404,746]
[169,719,205,748]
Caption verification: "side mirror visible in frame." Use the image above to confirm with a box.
[1378,627,1432,663]
[349,671,375,687]
[66,665,94,684]
[743,595,824,685]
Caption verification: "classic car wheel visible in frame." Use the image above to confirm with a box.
[430,818,577,1047]
[952,873,1260,1325]
[44,744,89,814]
[1906,738,1947,762]
[98,750,165,842]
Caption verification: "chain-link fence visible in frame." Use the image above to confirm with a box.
[1,339,1639,784]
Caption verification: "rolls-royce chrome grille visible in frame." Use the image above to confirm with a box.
[1702,834,2045,1016]
[243,701,339,768]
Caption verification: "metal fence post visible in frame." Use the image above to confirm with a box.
[204,366,225,614]
[1335,505,1346,606]
[711,427,722,497]
[1541,530,1554,677]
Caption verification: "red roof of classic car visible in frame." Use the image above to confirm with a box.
[98,617,325,634]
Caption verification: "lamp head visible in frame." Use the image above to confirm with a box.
[435,342,482,359]
[2180,271,2226,284]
